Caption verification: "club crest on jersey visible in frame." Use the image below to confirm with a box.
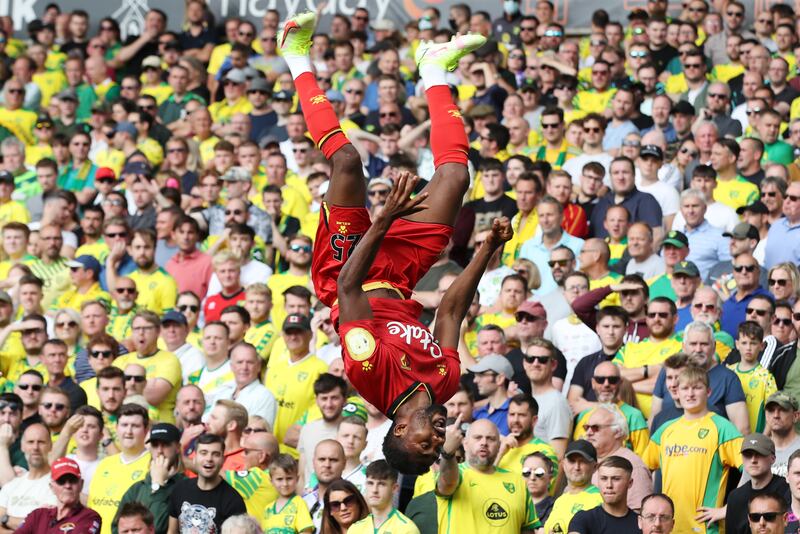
[310,95,328,105]
[337,221,350,234]
[698,428,709,439]
[297,371,309,382]
[345,328,376,361]
[362,361,373,372]
[503,482,515,494]
[448,109,462,118]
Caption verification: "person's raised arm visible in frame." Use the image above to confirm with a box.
[337,173,428,324]
[434,218,512,349]
[436,414,464,497]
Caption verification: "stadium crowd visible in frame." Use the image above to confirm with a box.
[0,0,800,533]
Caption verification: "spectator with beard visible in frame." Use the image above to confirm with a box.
[296,373,347,483]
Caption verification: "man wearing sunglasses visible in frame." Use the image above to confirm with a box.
[726,433,789,534]
[14,370,43,430]
[747,492,789,534]
[721,253,771,338]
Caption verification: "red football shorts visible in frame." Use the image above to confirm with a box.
[312,202,453,307]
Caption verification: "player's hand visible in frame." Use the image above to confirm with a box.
[486,217,513,249]
[375,172,428,224]
[442,414,464,456]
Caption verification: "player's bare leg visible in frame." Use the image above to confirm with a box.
[279,12,364,207]
[405,34,486,226]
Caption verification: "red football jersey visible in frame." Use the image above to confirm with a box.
[203,288,246,323]
[340,298,460,417]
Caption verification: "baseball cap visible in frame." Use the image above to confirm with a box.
[122,160,152,177]
[0,291,11,304]
[283,314,311,332]
[723,222,759,240]
[342,400,368,423]
[95,167,116,182]
[248,78,271,94]
[468,104,496,118]
[273,90,295,101]
[35,112,54,127]
[51,457,81,481]
[66,255,101,275]
[142,55,162,69]
[367,177,393,191]
[766,391,799,411]
[515,301,546,321]
[565,439,597,462]
[0,171,14,185]
[672,100,695,116]
[161,310,187,326]
[147,423,181,444]
[662,230,688,248]
[56,88,78,102]
[736,200,769,216]
[640,145,664,160]
[114,121,137,138]
[221,166,251,183]
[467,354,514,379]
[91,100,110,114]
[225,68,247,84]
[673,261,700,278]
[326,89,345,103]
[741,433,775,456]
[258,135,280,149]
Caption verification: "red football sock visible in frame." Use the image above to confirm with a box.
[294,72,350,159]
[426,85,468,168]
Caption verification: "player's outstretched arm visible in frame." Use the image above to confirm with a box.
[434,217,512,349]
[336,173,429,324]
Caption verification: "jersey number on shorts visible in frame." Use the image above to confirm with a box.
[330,233,363,262]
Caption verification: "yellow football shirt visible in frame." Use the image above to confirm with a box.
[727,363,777,433]
[713,177,759,211]
[87,451,151,534]
[261,494,314,533]
[614,336,683,417]
[113,350,181,423]
[439,465,539,534]
[501,210,539,267]
[496,437,559,474]
[589,271,622,308]
[74,240,109,262]
[267,272,311,328]
[51,283,111,313]
[349,509,420,534]
[0,200,30,226]
[543,485,603,534]
[128,268,178,315]
[264,354,328,443]
[573,402,651,457]
[225,466,278,520]
[209,96,254,124]
[245,321,277,361]
[643,412,742,534]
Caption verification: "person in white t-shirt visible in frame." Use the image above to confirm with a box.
[672,164,738,233]
[625,222,666,279]
[0,423,57,531]
[636,145,680,230]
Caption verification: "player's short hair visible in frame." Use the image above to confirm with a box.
[383,423,436,475]
[738,320,764,341]
[365,459,398,482]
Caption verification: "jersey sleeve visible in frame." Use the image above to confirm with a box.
[157,353,182,387]
[714,416,744,470]
[642,431,662,470]
[294,496,315,532]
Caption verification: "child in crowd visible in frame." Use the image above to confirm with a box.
[263,454,314,533]
[728,321,777,433]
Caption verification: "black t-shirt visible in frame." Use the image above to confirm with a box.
[650,44,678,74]
[741,168,765,187]
[570,350,618,401]
[169,477,246,534]
[725,475,791,534]
[250,111,278,143]
[464,196,518,236]
[569,506,641,534]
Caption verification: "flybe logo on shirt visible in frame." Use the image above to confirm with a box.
[664,443,709,456]
[386,322,443,358]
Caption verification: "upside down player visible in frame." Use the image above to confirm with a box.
[278,12,496,473]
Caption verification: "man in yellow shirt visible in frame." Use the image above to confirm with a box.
[209,68,253,125]
[113,311,181,424]
[545,440,604,533]
[436,418,540,533]
[87,403,152,534]
[0,171,30,227]
[52,255,111,314]
[710,139,759,211]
